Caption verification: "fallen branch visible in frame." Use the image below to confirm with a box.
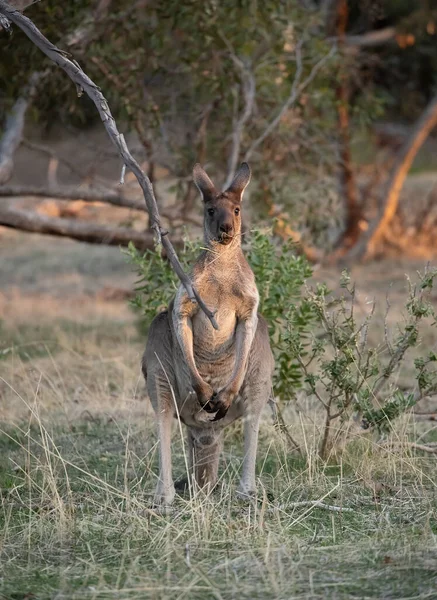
[264,193,321,262]
[0,185,203,226]
[0,0,217,329]
[0,204,185,250]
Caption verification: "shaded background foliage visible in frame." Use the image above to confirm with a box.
[3,1,436,131]
[3,0,437,255]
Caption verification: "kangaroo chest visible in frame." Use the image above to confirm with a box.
[192,288,238,357]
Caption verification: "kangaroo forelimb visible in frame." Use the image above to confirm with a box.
[211,313,257,421]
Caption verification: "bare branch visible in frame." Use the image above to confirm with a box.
[223,56,256,189]
[0,204,184,250]
[21,138,88,181]
[65,0,113,49]
[0,72,40,184]
[342,27,396,48]
[0,0,217,329]
[383,441,437,455]
[244,43,336,162]
[0,0,37,29]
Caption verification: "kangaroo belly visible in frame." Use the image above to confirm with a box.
[197,350,236,391]
[192,306,237,389]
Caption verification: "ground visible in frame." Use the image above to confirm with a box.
[1,228,437,599]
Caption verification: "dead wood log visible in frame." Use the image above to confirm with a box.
[0,185,204,227]
[0,0,217,328]
[0,204,184,250]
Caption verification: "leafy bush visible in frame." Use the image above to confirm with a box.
[125,237,198,332]
[126,236,437,459]
[284,267,437,457]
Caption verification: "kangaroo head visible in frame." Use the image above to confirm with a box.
[193,163,251,246]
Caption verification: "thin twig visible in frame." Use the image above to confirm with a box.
[274,500,354,513]
[244,42,336,162]
[0,0,218,329]
[119,163,126,186]
[22,138,87,181]
[272,400,302,454]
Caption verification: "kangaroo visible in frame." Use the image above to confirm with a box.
[143,162,274,505]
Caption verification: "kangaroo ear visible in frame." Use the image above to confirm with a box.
[226,162,251,199]
[193,163,217,202]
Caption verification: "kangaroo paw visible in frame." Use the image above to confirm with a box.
[211,403,229,421]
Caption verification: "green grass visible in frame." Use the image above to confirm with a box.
[1,300,437,599]
[1,412,436,600]
[0,318,139,362]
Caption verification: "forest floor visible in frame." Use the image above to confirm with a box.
[1,228,437,599]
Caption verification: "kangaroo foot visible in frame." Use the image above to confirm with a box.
[153,483,175,506]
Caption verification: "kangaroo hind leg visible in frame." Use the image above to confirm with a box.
[149,384,176,506]
[144,311,178,506]
[237,378,271,498]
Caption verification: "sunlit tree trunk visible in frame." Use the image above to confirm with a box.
[346,93,437,260]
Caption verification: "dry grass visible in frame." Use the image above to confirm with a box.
[1,232,437,598]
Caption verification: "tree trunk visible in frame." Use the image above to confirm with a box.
[331,0,362,253]
[0,72,40,184]
[345,92,437,261]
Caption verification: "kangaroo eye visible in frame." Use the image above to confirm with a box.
[234,207,240,215]
[208,208,215,216]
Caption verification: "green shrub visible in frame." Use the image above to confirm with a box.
[284,267,437,457]
[125,237,437,459]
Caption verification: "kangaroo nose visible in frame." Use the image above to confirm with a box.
[220,223,232,234]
